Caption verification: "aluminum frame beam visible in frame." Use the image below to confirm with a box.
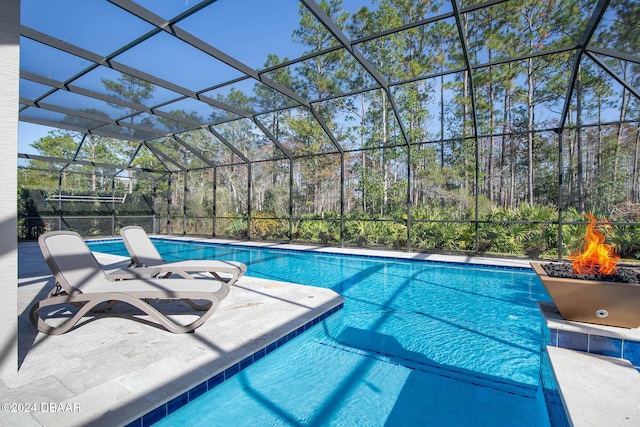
[558,0,611,132]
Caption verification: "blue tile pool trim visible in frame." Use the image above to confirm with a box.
[122,302,344,427]
[540,348,571,427]
[541,326,640,426]
[539,308,640,426]
[544,326,640,371]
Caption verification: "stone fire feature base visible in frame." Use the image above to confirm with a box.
[531,261,640,328]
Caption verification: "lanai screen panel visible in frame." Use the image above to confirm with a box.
[212,119,283,162]
[217,164,249,217]
[166,172,185,234]
[20,0,154,56]
[251,159,291,218]
[561,125,636,213]
[58,165,109,187]
[18,160,64,194]
[20,108,106,134]
[471,54,573,135]
[49,167,126,236]
[591,0,640,57]
[577,53,640,125]
[293,153,341,217]
[343,150,409,248]
[177,0,309,71]
[186,168,214,236]
[254,111,293,147]
[475,130,532,208]
[343,0,453,40]
[315,89,404,150]
[134,113,193,134]
[357,17,462,84]
[128,0,199,20]
[391,73,465,143]
[147,137,209,171]
[475,129,561,211]
[409,138,476,217]
[96,123,164,142]
[128,143,168,172]
[156,97,241,127]
[345,146,407,217]
[175,128,244,166]
[20,79,56,103]
[250,160,291,240]
[293,153,341,245]
[587,52,640,113]
[39,90,134,123]
[465,0,596,64]
[112,31,245,93]
[259,107,338,156]
[203,79,300,115]
[73,135,132,166]
[72,67,184,108]
[262,50,378,100]
[19,37,93,83]
[215,163,249,238]
[558,122,639,257]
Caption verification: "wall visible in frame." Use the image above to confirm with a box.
[0,0,19,378]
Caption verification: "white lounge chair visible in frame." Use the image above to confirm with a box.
[31,230,230,335]
[120,226,247,284]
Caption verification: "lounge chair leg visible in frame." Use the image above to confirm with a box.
[182,298,212,310]
[31,293,221,335]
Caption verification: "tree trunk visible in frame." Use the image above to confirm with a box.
[440,72,445,169]
[576,70,585,214]
[632,126,640,202]
[488,69,495,202]
[527,56,535,204]
[382,89,388,216]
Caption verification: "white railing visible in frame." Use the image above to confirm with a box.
[46,194,127,203]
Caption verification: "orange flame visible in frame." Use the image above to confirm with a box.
[570,214,619,275]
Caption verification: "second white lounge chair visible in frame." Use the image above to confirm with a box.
[120,226,247,285]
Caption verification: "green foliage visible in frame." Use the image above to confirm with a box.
[30,129,79,159]
[212,202,639,262]
[611,226,640,260]
[250,212,289,239]
[216,218,247,239]
[295,218,340,244]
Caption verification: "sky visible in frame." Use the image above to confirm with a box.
[19,122,54,155]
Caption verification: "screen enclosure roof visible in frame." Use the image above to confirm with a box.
[18,0,640,175]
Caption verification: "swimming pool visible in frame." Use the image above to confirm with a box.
[88,239,553,426]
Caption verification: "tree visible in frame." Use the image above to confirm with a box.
[102,73,156,192]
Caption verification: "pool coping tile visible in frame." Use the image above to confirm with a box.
[125,303,344,426]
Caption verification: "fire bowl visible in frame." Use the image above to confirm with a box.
[531,261,640,328]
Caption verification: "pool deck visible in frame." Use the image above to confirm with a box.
[540,302,640,426]
[4,239,345,426]
[3,236,638,426]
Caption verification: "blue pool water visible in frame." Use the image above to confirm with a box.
[88,239,553,426]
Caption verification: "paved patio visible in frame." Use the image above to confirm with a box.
[2,241,343,426]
